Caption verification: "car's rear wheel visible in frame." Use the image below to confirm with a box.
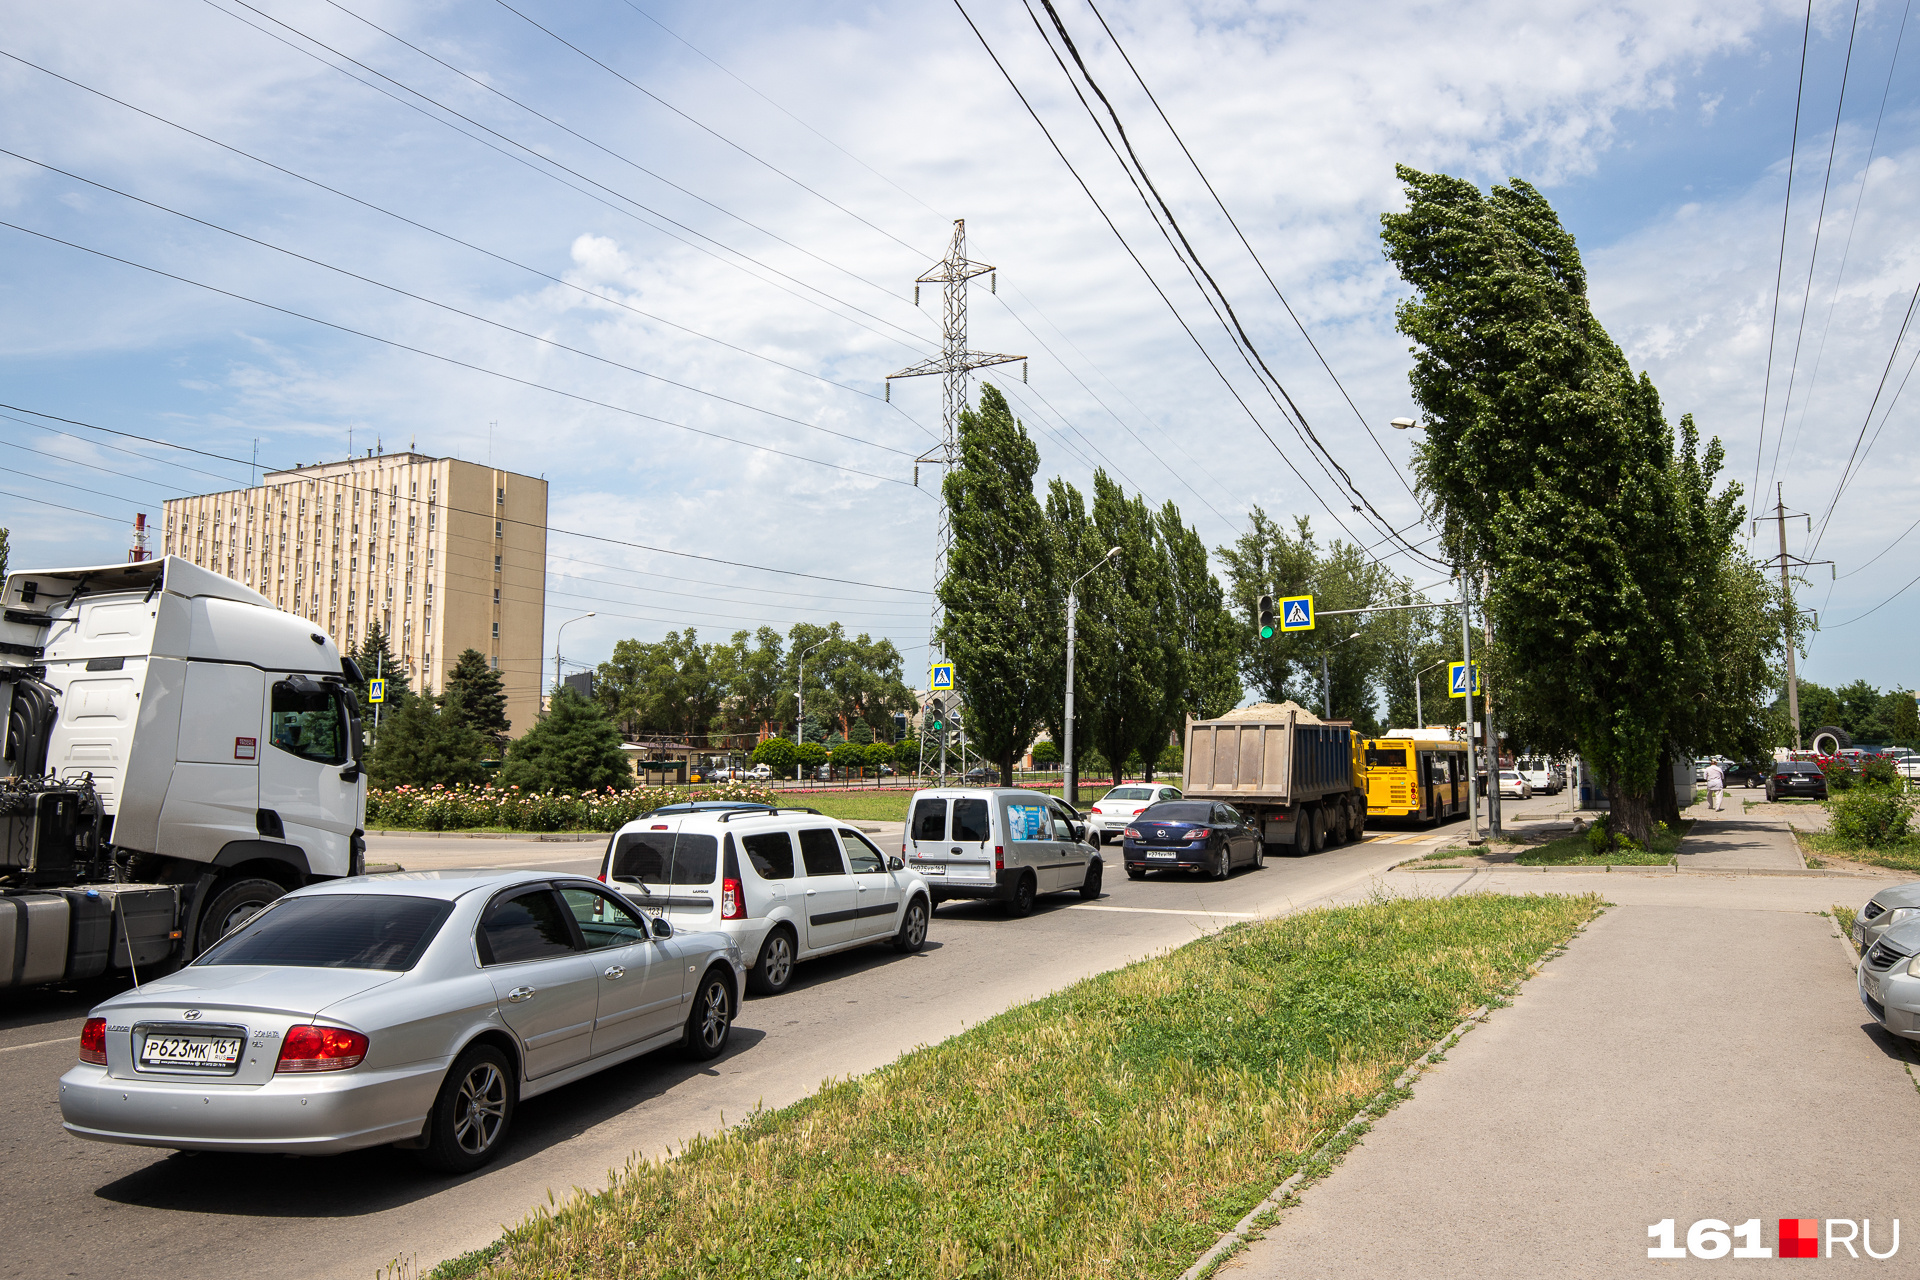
[418,1042,514,1173]
[893,897,929,952]
[747,927,796,996]
[196,877,284,955]
[1252,841,1266,869]
[1125,865,1146,880]
[682,968,734,1060]
[1006,873,1037,916]
[1079,861,1102,900]
[1213,841,1231,879]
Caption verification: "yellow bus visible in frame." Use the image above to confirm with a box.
[1362,736,1471,823]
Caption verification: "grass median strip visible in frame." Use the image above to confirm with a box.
[436,892,1602,1280]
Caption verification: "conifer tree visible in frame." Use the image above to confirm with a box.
[446,648,511,754]
[499,687,633,792]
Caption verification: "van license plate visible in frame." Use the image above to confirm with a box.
[140,1035,243,1069]
[916,862,945,875]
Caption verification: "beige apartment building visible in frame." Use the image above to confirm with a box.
[162,451,548,736]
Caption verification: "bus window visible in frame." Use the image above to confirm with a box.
[1366,747,1407,768]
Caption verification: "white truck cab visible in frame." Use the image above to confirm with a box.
[1,556,369,985]
[902,787,1101,915]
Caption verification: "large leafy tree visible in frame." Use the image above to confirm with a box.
[937,383,1057,785]
[500,687,633,791]
[367,686,489,788]
[1381,166,1756,842]
[1147,500,1242,771]
[445,648,511,755]
[709,627,785,740]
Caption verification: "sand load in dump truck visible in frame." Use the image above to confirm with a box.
[1181,702,1368,853]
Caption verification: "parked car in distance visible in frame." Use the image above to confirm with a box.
[1496,769,1533,800]
[903,788,1100,915]
[1723,761,1769,788]
[1514,758,1560,795]
[1087,783,1184,844]
[747,763,774,781]
[600,809,932,997]
[1853,882,1920,955]
[963,765,1001,785]
[1856,913,1920,1043]
[1766,761,1828,801]
[60,870,744,1172]
[1122,800,1263,880]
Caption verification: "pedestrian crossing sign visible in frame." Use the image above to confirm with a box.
[929,662,954,692]
[368,678,386,704]
[1278,594,1315,632]
[1448,661,1481,697]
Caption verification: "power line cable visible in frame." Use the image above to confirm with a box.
[0,46,937,437]
[1808,275,1920,552]
[1,402,933,594]
[0,409,252,487]
[0,220,919,488]
[1080,0,1422,507]
[0,487,123,524]
[1751,0,1816,515]
[1765,0,1864,496]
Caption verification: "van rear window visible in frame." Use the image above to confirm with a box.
[952,798,990,842]
[911,798,948,842]
[609,832,719,885]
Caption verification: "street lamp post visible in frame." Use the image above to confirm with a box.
[796,637,829,783]
[1065,547,1121,808]
[549,611,596,716]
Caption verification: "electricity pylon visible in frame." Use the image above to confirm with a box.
[888,218,1023,782]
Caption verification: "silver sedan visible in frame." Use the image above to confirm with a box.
[1853,881,1920,955]
[1858,914,1920,1042]
[59,869,745,1172]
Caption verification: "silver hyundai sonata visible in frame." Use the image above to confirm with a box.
[1853,881,1920,954]
[59,869,745,1172]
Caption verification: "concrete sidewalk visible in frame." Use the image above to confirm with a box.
[1223,869,1918,1278]
[1678,808,1807,871]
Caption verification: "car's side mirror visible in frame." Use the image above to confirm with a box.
[887,855,904,871]
[650,916,673,940]
[1071,822,1086,841]
[339,763,362,782]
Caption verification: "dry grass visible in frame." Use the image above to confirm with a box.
[437,893,1602,1280]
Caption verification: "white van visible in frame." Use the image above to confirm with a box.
[1515,757,1561,795]
[903,788,1102,915]
[598,808,932,996]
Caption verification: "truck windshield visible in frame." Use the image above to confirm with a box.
[196,894,452,971]
[608,832,720,885]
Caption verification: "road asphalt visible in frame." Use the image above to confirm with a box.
[1224,808,1917,1279]
[0,806,1488,1280]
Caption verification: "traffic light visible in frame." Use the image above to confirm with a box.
[929,697,945,732]
[1258,595,1276,640]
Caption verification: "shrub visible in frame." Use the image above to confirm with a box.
[1862,756,1901,789]
[1825,761,1859,793]
[1586,814,1613,855]
[365,781,779,832]
[1826,785,1917,848]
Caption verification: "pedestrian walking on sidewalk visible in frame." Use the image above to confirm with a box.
[1705,760,1725,811]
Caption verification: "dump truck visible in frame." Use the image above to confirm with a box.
[1182,702,1366,852]
[2,556,367,988]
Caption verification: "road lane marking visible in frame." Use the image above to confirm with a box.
[1071,904,1258,918]
[1,1036,73,1054]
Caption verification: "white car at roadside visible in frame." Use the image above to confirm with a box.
[1496,769,1533,800]
[1086,784,1184,844]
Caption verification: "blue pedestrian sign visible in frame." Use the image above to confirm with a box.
[1278,594,1315,632]
[368,678,386,704]
[929,662,954,692]
[1448,661,1481,697]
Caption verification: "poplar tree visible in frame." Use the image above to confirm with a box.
[937,384,1056,785]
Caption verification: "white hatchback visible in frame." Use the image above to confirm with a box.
[599,809,932,996]
[1086,783,1184,844]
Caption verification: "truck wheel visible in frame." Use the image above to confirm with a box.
[197,877,284,954]
[1308,807,1325,853]
[1350,800,1366,840]
[1327,806,1347,847]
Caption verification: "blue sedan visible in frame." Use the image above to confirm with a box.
[1121,800,1264,880]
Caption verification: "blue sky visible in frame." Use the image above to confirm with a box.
[2,0,1916,703]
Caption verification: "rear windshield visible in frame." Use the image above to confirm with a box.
[952,798,991,842]
[911,798,947,842]
[1776,763,1822,774]
[1140,801,1213,824]
[608,831,720,885]
[196,894,452,971]
[1366,748,1407,768]
[1103,787,1152,800]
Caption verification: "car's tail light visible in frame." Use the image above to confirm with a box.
[994,846,1004,872]
[79,1017,107,1065]
[1124,827,1140,840]
[597,870,608,884]
[721,877,746,920]
[276,1025,369,1072]
[1091,805,1105,815]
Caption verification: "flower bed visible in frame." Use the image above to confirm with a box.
[365,782,779,832]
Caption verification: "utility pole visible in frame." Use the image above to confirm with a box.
[1459,569,1482,844]
[1756,484,1831,752]
[1321,653,1331,720]
[1482,567,1502,838]
[888,219,1024,785]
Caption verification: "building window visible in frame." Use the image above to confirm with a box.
[494,521,503,538]
[497,486,505,505]
[491,621,499,639]
[492,588,499,604]
[494,555,501,572]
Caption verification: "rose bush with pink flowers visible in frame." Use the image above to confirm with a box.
[365,781,779,832]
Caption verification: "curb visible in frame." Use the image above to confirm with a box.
[364,829,610,842]
[1178,1002,1494,1280]
[1395,863,1900,879]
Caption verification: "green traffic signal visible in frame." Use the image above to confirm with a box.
[1259,624,1275,639]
